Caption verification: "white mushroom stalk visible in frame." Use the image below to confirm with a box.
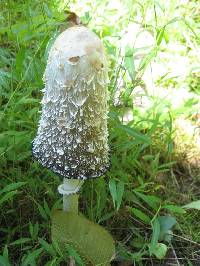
[32,25,109,210]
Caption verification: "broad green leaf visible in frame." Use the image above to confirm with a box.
[156,27,166,46]
[138,47,158,76]
[43,3,52,18]
[3,245,9,260]
[10,238,31,245]
[163,31,169,44]
[124,46,135,80]
[0,191,18,205]
[98,211,116,223]
[43,200,51,217]
[0,182,26,195]
[29,222,39,241]
[0,255,10,266]
[29,223,34,239]
[96,178,108,219]
[116,180,124,210]
[22,248,43,266]
[162,204,186,214]
[151,243,168,259]
[37,203,48,220]
[131,208,151,224]
[66,245,84,266]
[38,238,56,257]
[44,258,60,266]
[158,161,176,169]
[158,216,176,232]
[149,218,160,255]
[51,210,115,265]
[158,216,176,242]
[119,125,151,144]
[109,179,117,208]
[183,200,200,210]
[134,191,160,210]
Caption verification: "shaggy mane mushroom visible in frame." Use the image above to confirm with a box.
[32,25,109,181]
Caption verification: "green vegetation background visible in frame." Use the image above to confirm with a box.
[0,0,200,265]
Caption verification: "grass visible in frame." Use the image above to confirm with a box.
[0,0,200,265]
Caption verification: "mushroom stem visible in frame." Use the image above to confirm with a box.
[63,194,78,213]
[58,178,84,212]
[58,179,84,265]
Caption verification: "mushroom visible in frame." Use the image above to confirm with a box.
[32,21,115,264]
[32,25,109,206]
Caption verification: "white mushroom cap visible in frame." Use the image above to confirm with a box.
[32,26,109,180]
